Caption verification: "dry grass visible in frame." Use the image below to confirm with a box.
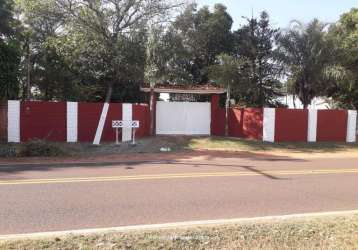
[188,137,358,158]
[1,215,358,250]
[1,136,358,159]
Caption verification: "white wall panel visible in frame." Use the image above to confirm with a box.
[8,100,20,143]
[67,102,78,142]
[347,110,357,143]
[156,102,210,135]
[122,103,133,142]
[308,109,318,142]
[263,108,275,142]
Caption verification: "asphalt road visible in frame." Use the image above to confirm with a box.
[1,151,358,235]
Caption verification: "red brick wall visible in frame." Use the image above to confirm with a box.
[275,108,308,142]
[317,110,348,142]
[20,101,67,142]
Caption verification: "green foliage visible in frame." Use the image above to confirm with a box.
[0,0,21,100]
[233,11,283,107]
[0,40,21,100]
[21,140,68,157]
[326,8,358,109]
[0,1,356,107]
[150,4,233,84]
[276,19,335,108]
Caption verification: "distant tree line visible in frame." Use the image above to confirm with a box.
[0,0,357,109]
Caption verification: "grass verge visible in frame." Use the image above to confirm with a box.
[1,136,358,158]
[188,137,358,157]
[1,214,358,249]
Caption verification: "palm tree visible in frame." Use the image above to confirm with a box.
[276,19,333,109]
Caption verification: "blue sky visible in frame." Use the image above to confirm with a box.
[196,0,357,29]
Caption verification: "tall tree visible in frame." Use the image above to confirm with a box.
[326,8,358,109]
[169,3,234,84]
[276,19,334,108]
[233,11,282,107]
[52,0,183,102]
[0,0,21,100]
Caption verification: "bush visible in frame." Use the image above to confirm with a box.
[21,140,68,157]
[0,144,20,157]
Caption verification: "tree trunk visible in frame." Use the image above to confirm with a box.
[105,81,114,103]
[26,41,31,100]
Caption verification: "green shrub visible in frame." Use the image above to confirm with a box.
[21,140,68,157]
[0,144,20,157]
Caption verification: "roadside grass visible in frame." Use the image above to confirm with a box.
[188,136,358,155]
[1,215,358,250]
[1,136,358,158]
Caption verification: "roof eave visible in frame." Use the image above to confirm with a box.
[140,87,227,94]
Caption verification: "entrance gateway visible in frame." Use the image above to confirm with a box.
[140,84,227,136]
[156,101,210,135]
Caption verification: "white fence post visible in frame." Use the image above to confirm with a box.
[308,109,318,142]
[347,110,357,143]
[7,100,20,143]
[93,103,110,145]
[122,104,133,142]
[263,108,275,143]
[67,102,78,143]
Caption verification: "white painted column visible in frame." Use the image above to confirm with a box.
[307,109,318,142]
[122,103,133,142]
[67,102,78,143]
[346,110,357,143]
[263,108,275,143]
[7,100,20,143]
[93,103,109,145]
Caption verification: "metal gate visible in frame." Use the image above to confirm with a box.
[156,101,211,135]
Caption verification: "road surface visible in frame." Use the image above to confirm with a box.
[1,151,358,235]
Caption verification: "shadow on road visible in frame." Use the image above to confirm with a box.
[0,150,302,181]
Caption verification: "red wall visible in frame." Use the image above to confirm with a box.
[133,104,150,137]
[275,108,308,142]
[229,108,263,140]
[101,103,122,142]
[78,103,104,142]
[211,95,225,136]
[317,110,348,142]
[78,102,149,142]
[20,101,67,142]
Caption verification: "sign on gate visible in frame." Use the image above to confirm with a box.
[112,120,140,144]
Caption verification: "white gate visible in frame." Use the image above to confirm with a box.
[156,101,211,135]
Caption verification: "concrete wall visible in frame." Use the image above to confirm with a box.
[5,99,357,144]
[7,101,150,144]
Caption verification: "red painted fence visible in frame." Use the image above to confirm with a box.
[275,108,308,142]
[5,99,355,143]
[229,108,263,140]
[317,110,348,142]
[21,101,67,142]
[19,101,150,142]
